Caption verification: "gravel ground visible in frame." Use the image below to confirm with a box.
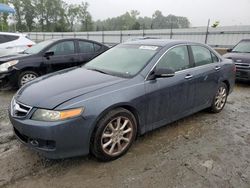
[0,83,249,188]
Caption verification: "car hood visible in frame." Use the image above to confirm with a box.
[16,68,126,109]
[223,52,250,64]
[0,53,31,64]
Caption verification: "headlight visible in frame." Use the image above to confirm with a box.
[0,60,19,72]
[31,108,84,121]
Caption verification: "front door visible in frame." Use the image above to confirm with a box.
[44,40,79,73]
[144,45,195,131]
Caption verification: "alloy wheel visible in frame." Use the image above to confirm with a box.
[101,116,133,156]
[20,73,37,86]
[214,86,227,110]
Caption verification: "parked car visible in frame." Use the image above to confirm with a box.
[223,39,250,81]
[0,32,35,57]
[0,38,109,88]
[9,39,235,161]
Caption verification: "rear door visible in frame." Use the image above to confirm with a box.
[189,45,221,109]
[44,40,79,73]
[145,45,196,131]
[77,40,103,65]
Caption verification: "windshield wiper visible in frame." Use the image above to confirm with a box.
[87,68,109,75]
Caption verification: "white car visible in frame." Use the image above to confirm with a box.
[0,32,35,57]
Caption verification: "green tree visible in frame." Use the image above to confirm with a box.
[65,4,80,31]
[22,0,36,31]
[78,2,93,31]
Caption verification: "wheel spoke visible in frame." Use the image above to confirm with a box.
[103,139,112,149]
[120,119,129,130]
[117,140,122,152]
[121,137,130,143]
[123,127,132,134]
[116,117,121,130]
[109,142,116,154]
[102,133,113,138]
[108,123,115,132]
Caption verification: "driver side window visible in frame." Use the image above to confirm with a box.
[48,41,75,56]
[156,46,190,72]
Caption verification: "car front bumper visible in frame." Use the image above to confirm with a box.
[9,111,96,159]
[235,67,250,81]
[0,70,17,89]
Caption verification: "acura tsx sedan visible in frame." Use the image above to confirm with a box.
[9,39,235,161]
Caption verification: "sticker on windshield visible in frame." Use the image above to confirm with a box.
[139,46,158,50]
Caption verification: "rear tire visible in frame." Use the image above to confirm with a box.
[209,82,228,113]
[91,108,137,161]
[18,71,39,88]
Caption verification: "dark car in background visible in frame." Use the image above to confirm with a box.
[223,39,250,81]
[9,39,235,161]
[0,38,109,88]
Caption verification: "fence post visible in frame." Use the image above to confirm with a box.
[170,22,173,39]
[102,30,104,44]
[120,31,123,43]
[205,19,210,44]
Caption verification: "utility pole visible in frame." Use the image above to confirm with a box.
[205,19,210,44]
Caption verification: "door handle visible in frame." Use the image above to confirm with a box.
[185,74,193,79]
[214,66,221,71]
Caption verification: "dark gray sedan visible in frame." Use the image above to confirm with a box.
[223,39,250,81]
[9,39,235,161]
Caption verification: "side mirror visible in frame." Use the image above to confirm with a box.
[148,68,175,80]
[44,51,54,57]
[227,48,232,52]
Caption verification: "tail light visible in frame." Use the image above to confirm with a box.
[27,44,33,48]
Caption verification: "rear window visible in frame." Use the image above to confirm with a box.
[0,35,19,44]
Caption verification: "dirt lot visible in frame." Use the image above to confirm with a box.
[0,83,249,188]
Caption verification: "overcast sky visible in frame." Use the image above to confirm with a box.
[65,0,250,26]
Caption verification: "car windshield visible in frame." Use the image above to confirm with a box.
[24,40,54,54]
[232,41,250,53]
[84,44,159,77]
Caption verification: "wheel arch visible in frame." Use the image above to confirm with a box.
[89,103,142,152]
[222,79,230,92]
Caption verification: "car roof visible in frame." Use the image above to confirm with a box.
[45,37,107,46]
[123,39,192,47]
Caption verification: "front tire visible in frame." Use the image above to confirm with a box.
[91,108,137,161]
[18,71,39,88]
[209,82,228,113]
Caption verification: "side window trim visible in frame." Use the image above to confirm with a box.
[145,44,192,80]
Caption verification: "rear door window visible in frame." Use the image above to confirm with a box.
[191,45,213,66]
[79,41,95,53]
[94,43,102,51]
[0,35,19,44]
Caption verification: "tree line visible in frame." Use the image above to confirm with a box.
[0,0,190,32]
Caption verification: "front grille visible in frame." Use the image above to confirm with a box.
[11,99,32,118]
[235,63,250,69]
